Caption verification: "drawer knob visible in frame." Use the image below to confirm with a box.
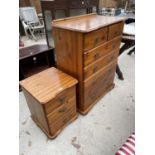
[58,107,67,113]
[94,37,99,46]
[93,66,98,73]
[112,43,116,49]
[94,53,100,60]
[59,97,65,104]
[114,31,118,35]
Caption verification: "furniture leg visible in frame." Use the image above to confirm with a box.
[116,39,134,80]
[19,61,25,81]
[116,64,124,80]
[127,47,135,55]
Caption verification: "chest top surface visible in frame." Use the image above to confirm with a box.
[52,13,125,33]
[20,67,78,104]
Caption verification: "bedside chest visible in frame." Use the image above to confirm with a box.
[52,13,124,115]
[20,67,78,139]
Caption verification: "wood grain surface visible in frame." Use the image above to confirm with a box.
[52,14,124,114]
[20,67,78,104]
[52,13,125,32]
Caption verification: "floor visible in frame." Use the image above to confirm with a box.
[19,36,135,155]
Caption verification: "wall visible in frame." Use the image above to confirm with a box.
[19,0,42,13]
[19,0,31,7]
[30,0,42,13]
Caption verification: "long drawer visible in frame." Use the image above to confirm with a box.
[84,27,108,51]
[108,22,124,40]
[44,86,76,115]
[83,61,117,109]
[84,49,119,80]
[47,97,77,135]
[84,36,121,66]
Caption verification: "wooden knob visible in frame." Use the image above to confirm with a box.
[59,97,65,104]
[114,31,118,35]
[112,43,116,49]
[94,37,99,46]
[94,53,99,60]
[58,107,67,113]
[93,66,98,73]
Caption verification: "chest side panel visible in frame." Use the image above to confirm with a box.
[53,28,84,106]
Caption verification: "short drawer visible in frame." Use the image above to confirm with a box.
[108,22,124,40]
[84,27,108,51]
[84,36,121,66]
[47,97,77,135]
[83,61,117,109]
[44,86,76,115]
[84,49,119,80]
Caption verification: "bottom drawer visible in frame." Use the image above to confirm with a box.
[47,97,77,135]
[83,61,117,109]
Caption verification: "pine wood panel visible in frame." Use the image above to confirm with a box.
[108,22,124,40]
[20,67,78,139]
[52,13,125,32]
[83,61,117,109]
[84,27,108,51]
[20,67,78,103]
[22,88,50,133]
[47,97,77,135]
[52,14,124,114]
[84,49,119,80]
[44,86,76,115]
[84,36,122,66]
[53,27,84,107]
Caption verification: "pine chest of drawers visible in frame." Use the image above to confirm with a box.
[52,13,124,115]
[20,67,78,139]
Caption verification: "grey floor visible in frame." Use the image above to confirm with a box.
[19,36,135,155]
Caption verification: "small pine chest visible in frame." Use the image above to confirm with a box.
[20,67,78,139]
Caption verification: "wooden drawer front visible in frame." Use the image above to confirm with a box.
[108,22,124,40]
[84,27,108,51]
[47,97,77,135]
[84,50,119,80]
[84,62,117,108]
[84,36,121,66]
[44,86,76,115]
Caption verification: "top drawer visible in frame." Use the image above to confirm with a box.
[44,86,76,115]
[84,36,122,67]
[84,27,108,51]
[108,22,124,40]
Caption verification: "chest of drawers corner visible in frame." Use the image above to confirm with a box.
[52,13,124,115]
